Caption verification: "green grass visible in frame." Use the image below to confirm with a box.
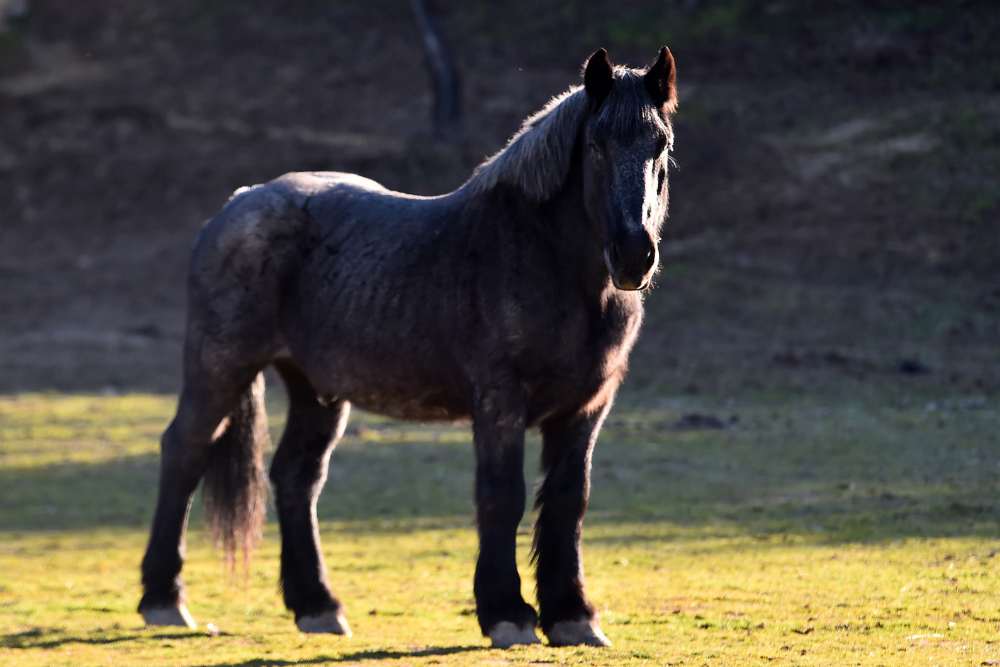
[1,389,999,666]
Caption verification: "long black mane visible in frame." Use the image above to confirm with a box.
[466,69,671,203]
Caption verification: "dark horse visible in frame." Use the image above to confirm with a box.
[139,47,677,648]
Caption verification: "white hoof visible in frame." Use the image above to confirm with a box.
[488,621,541,648]
[296,610,352,636]
[547,619,611,647]
[141,604,197,629]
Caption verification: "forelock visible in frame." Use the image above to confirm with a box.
[592,68,670,142]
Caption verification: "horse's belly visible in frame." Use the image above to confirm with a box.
[345,385,470,422]
[304,348,471,422]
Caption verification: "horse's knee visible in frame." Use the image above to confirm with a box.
[475,464,527,527]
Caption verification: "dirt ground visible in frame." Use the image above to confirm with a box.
[1,1,998,396]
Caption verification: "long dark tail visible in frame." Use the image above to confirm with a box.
[202,372,270,567]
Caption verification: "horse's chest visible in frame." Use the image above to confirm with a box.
[516,295,642,420]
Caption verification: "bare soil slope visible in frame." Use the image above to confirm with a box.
[1,1,997,396]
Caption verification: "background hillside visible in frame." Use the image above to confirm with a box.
[1,0,998,397]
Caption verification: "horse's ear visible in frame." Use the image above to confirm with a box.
[644,46,677,114]
[583,48,614,108]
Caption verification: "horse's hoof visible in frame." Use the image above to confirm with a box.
[547,619,611,647]
[488,621,541,648]
[141,604,197,629]
[296,610,352,636]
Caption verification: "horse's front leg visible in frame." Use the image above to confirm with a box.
[471,387,540,648]
[534,402,614,647]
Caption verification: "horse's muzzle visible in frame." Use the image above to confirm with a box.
[605,230,657,291]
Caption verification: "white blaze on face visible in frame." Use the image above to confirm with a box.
[608,152,647,236]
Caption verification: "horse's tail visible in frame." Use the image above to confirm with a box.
[202,372,269,568]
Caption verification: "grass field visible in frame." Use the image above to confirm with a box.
[2,1,999,665]
[1,386,998,666]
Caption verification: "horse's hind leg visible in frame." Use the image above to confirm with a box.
[269,359,352,635]
[139,354,266,628]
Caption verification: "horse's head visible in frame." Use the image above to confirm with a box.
[581,47,677,291]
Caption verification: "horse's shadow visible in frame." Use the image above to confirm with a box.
[212,645,486,667]
[1,627,485,663]
[1,627,213,650]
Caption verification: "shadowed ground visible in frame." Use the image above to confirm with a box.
[1,383,998,665]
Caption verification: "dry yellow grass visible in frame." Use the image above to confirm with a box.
[1,391,998,665]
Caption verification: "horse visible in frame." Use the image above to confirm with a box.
[138,46,678,648]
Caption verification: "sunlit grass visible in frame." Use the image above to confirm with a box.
[1,390,998,665]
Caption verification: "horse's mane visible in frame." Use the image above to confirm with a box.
[464,69,670,202]
[464,86,589,202]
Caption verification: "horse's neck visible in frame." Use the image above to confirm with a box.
[453,168,638,308]
[542,175,627,300]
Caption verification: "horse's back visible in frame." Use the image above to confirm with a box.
[192,170,385,269]
[270,171,388,203]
